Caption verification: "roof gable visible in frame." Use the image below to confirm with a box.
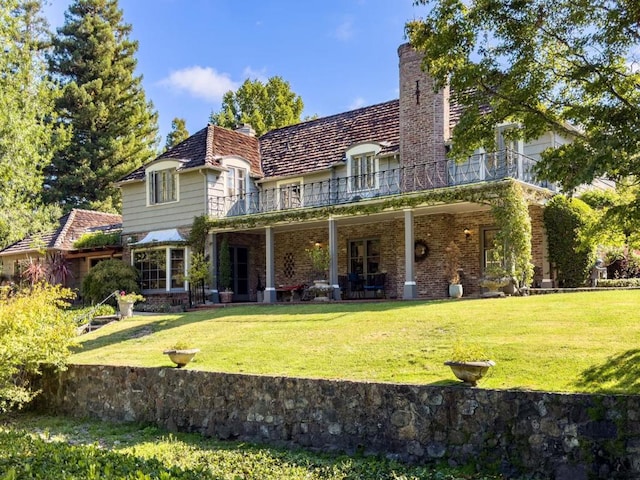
[119,125,262,182]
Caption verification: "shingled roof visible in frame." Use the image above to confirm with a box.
[0,209,122,256]
[119,124,262,182]
[259,100,399,178]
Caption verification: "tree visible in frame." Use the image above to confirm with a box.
[0,284,77,412]
[0,0,66,248]
[210,76,304,136]
[406,0,640,199]
[165,117,189,150]
[46,0,159,212]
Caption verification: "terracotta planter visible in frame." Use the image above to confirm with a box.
[444,360,495,386]
[220,291,233,303]
[163,348,200,368]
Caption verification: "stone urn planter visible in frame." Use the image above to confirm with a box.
[310,280,331,301]
[118,300,134,318]
[116,291,145,318]
[163,348,200,368]
[444,360,496,386]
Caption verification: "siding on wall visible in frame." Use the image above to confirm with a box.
[121,171,208,234]
[523,132,572,161]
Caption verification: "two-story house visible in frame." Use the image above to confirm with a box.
[117,44,563,305]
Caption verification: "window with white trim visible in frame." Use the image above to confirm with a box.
[148,169,177,204]
[133,247,186,291]
[351,153,377,191]
[227,167,246,198]
[279,181,302,209]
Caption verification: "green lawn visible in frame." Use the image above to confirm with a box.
[71,290,640,394]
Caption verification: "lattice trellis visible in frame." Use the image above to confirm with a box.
[283,252,295,279]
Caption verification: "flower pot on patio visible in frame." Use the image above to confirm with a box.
[448,283,463,299]
[163,348,200,368]
[220,290,233,303]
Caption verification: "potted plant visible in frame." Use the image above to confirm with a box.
[163,341,200,368]
[218,236,233,303]
[480,247,510,297]
[116,290,145,318]
[444,240,463,298]
[444,340,495,386]
[305,243,331,284]
[305,243,331,300]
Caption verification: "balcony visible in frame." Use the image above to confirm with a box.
[209,149,555,218]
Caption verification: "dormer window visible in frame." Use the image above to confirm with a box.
[227,167,246,198]
[346,143,382,194]
[148,168,177,204]
[352,152,377,191]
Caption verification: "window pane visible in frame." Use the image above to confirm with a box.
[134,249,166,290]
[170,249,184,289]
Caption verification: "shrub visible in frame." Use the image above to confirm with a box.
[218,236,232,291]
[73,231,121,249]
[81,260,140,305]
[544,195,596,287]
[597,278,640,288]
[0,284,77,412]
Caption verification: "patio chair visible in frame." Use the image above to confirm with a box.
[363,273,386,298]
[348,272,364,299]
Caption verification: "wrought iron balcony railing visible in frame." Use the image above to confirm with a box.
[209,149,555,218]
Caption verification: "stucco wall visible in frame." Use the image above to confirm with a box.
[37,365,640,479]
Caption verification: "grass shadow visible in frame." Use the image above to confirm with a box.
[575,348,640,393]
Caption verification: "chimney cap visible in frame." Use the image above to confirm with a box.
[235,123,256,137]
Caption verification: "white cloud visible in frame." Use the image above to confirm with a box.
[349,97,366,110]
[242,66,268,82]
[158,66,238,102]
[333,19,354,41]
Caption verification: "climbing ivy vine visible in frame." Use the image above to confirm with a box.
[490,182,534,287]
[191,179,546,288]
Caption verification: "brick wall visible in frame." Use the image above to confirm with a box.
[398,43,448,189]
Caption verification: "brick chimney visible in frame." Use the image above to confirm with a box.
[398,43,449,189]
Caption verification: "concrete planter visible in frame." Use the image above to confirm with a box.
[448,283,463,298]
[118,300,134,318]
[444,360,495,386]
[163,349,200,368]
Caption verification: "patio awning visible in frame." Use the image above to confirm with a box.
[131,228,187,246]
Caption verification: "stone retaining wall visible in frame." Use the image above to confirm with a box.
[37,365,640,479]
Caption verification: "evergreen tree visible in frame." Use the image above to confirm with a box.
[46,0,159,212]
[0,0,66,248]
[210,76,304,136]
[165,117,189,150]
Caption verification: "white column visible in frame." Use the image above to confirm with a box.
[403,208,417,299]
[210,233,219,303]
[264,226,277,303]
[329,217,340,300]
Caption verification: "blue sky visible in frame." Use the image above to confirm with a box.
[43,0,428,144]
